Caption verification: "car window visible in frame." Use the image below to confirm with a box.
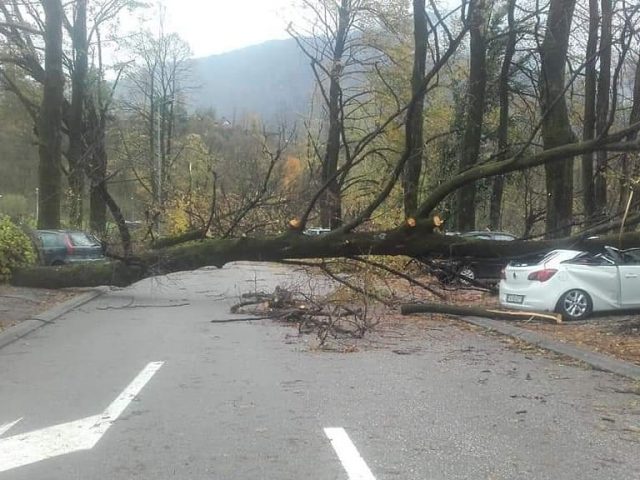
[541,251,561,263]
[38,232,62,248]
[568,252,615,265]
[622,249,640,265]
[69,233,99,246]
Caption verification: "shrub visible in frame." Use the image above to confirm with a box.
[0,215,36,282]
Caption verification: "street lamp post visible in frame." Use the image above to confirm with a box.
[35,187,39,224]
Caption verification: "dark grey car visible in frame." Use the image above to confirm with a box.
[33,230,105,266]
[425,231,518,283]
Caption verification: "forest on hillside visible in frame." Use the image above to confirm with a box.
[0,0,639,261]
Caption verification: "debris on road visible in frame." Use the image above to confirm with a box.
[229,286,377,347]
[401,302,562,324]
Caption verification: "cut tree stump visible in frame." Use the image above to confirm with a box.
[401,302,562,324]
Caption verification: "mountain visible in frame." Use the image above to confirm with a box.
[188,39,315,123]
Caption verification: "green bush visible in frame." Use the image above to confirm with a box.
[0,215,36,282]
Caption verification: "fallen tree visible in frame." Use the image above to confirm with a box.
[12,219,640,289]
[401,302,562,324]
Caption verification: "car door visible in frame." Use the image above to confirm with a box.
[563,254,620,310]
[618,250,640,307]
[36,232,65,265]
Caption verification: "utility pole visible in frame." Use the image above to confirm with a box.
[35,188,39,224]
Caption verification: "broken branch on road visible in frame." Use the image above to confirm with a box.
[401,302,562,324]
[230,285,376,346]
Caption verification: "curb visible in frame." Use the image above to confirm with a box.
[462,316,640,382]
[0,287,107,350]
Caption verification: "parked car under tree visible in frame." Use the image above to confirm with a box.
[426,231,518,284]
[500,247,640,320]
[33,230,105,266]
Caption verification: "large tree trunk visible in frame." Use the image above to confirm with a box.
[594,0,612,217]
[401,303,562,323]
[87,100,108,236]
[489,0,516,230]
[320,0,349,229]
[402,0,428,217]
[67,0,88,228]
[456,0,487,231]
[581,0,598,226]
[12,221,640,289]
[622,54,640,228]
[37,0,64,229]
[540,0,576,239]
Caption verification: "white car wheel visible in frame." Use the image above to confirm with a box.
[558,289,592,320]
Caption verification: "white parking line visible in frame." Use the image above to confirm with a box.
[324,427,376,480]
[0,361,164,473]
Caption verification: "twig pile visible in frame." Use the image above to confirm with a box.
[230,286,376,346]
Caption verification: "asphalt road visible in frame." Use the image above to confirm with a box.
[0,262,638,479]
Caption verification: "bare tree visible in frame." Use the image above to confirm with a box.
[67,0,88,227]
[37,0,64,229]
[581,0,598,225]
[402,0,427,217]
[456,0,488,231]
[594,0,613,217]
[539,0,577,238]
[0,0,137,231]
[122,21,191,219]
[288,0,360,229]
[489,0,516,230]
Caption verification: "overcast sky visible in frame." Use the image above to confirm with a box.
[142,0,296,58]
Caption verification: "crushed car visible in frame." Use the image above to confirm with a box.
[499,246,640,320]
[32,230,106,266]
[426,230,518,284]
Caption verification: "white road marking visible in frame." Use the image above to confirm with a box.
[324,427,376,480]
[0,418,22,437]
[0,361,164,473]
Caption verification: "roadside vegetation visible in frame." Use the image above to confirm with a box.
[0,1,640,356]
[0,215,35,282]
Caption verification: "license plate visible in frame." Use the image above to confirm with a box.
[506,294,524,304]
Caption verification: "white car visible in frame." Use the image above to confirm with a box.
[499,247,640,320]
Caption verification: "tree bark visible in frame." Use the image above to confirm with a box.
[489,0,516,230]
[37,0,64,229]
[320,0,349,229]
[622,53,640,227]
[581,0,598,225]
[87,99,108,236]
[456,0,487,231]
[402,0,427,218]
[594,0,612,217]
[68,0,88,228]
[540,0,576,239]
[401,302,562,323]
[12,223,640,289]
